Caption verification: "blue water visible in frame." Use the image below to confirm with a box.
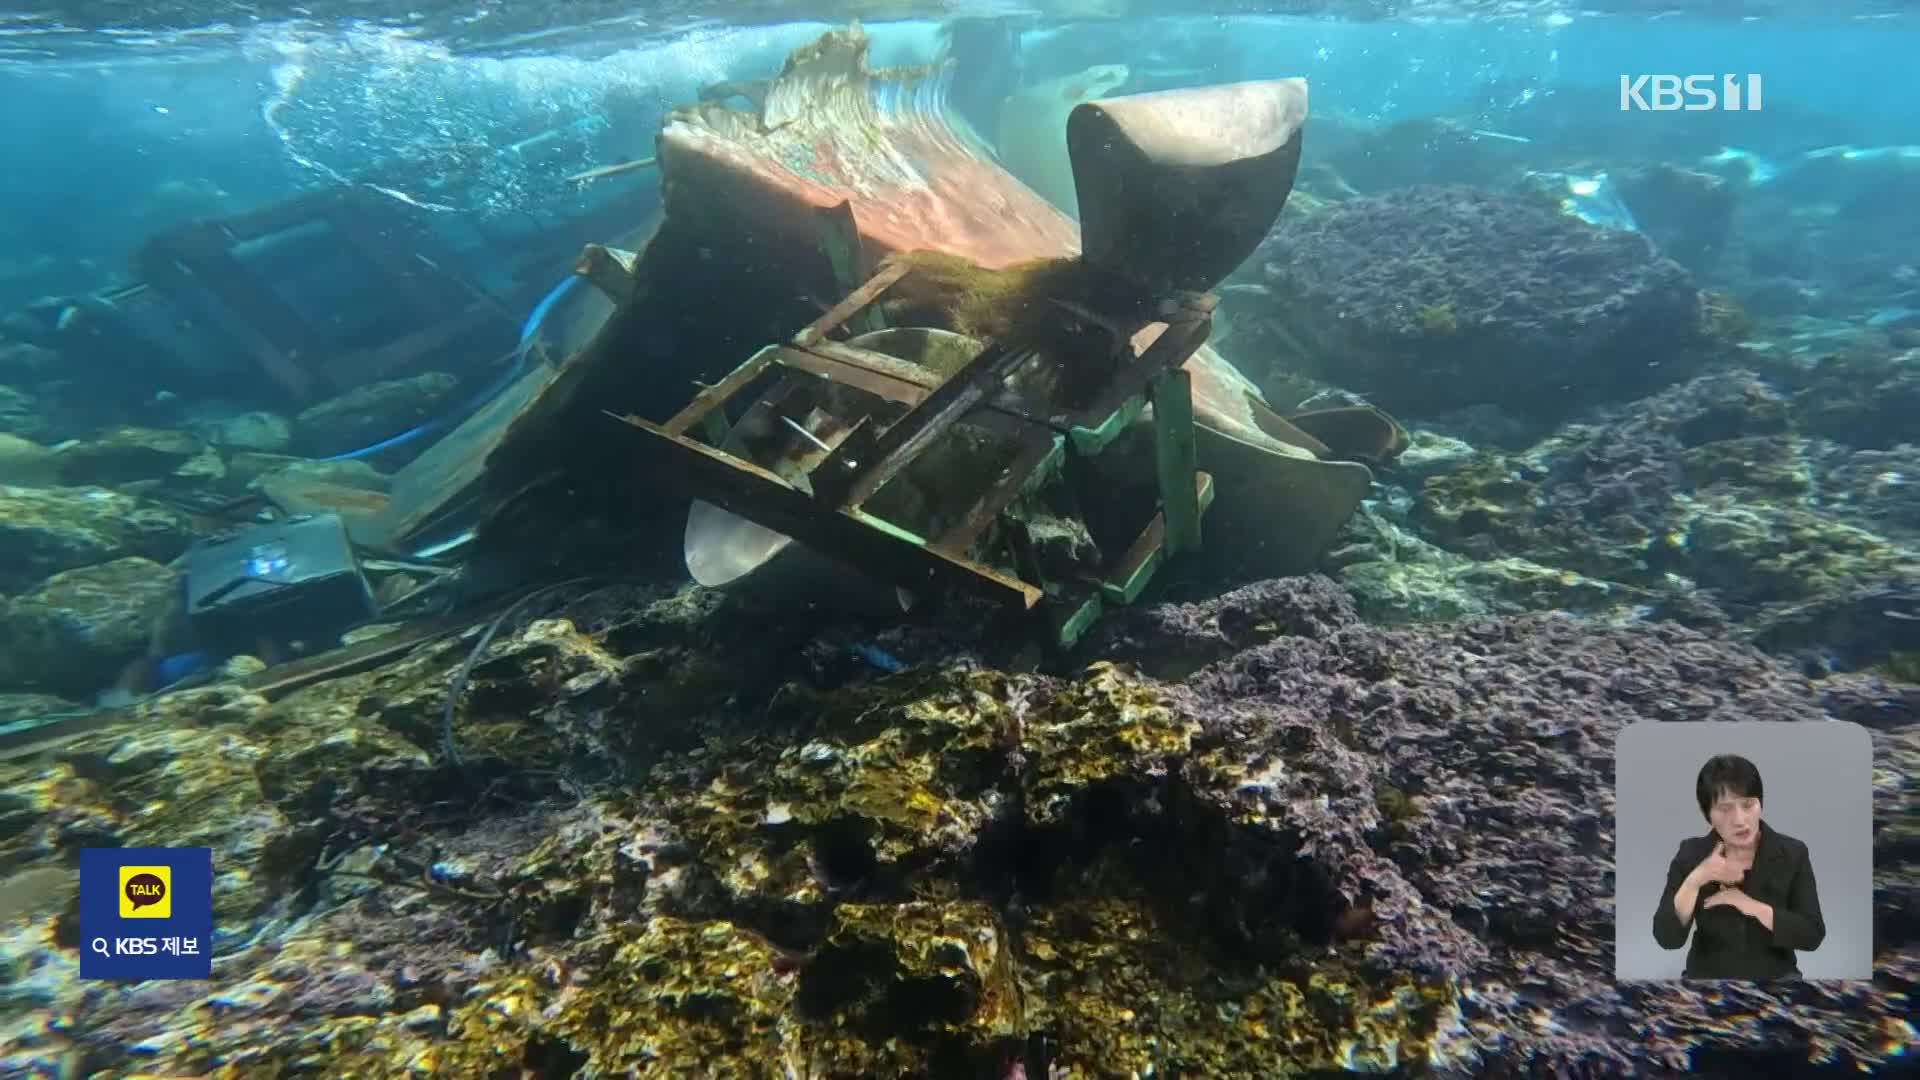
[4,15,1914,317]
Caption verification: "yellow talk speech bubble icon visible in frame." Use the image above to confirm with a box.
[119,865,172,919]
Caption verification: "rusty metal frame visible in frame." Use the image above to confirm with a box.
[610,255,1217,639]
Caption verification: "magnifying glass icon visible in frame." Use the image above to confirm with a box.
[89,937,110,957]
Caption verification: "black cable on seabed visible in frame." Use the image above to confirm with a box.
[440,577,598,769]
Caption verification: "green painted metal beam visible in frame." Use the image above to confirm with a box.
[1151,366,1201,557]
[1067,395,1147,456]
[1055,593,1105,650]
[1101,548,1164,607]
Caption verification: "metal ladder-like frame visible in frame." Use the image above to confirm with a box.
[609,252,1216,649]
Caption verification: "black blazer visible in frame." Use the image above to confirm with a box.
[1652,820,1826,979]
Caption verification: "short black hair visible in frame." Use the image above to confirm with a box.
[1695,754,1764,820]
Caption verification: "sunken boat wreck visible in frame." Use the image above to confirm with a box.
[1,23,1912,1080]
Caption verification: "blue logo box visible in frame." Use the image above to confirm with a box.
[79,847,214,980]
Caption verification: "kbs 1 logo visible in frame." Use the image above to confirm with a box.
[1620,74,1763,112]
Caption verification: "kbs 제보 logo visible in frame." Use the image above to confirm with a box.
[81,848,213,979]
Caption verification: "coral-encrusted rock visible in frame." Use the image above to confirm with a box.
[52,426,207,488]
[0,692,81,725]
[186,410,293,454]
[0,556,179,695]
[1390,428,1478,480]
[1787,347,1920,452]
[1177,603,1825,958]
[226,453,389,498]
[1610,164,1738,278]
[1248,185,1711,426]
[1086,574,1364,678]
[0,432,58,487]
[1748,577,1920,677]
[1822,444,1920,544]
[1412,370,1920,616]
[1320,502,1648,626]
[2,578,1912,1077]
[0,685,279,915]
[1736,147,1920,319]
[1681,498,1914,606]
[1818,672,1920,732]
[0,486,195,592]
[1869,723,1920,953]
[802,902,1018,1042]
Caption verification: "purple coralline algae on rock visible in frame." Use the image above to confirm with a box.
[1412,369,1920,634]
[1245,185,1714,425]
[1,577,1912,1077]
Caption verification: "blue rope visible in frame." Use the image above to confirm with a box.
[318,275,580,463]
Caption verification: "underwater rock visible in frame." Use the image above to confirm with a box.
[2,574,1906,1077]
[1023,512,1102,581]
[0,485,195,593]
[329,582,794,776]
[1386,428,1478,481]
[1410,369,1920,624]
[188,409,293,454]
[802,901,1019,1043]
[0,432,58,487]
[1818,672,1920,732]
[28,654,1461,1076]
[1415,401,1539,452]
[0,556,178,696]
[226,453,389,497]
[0,341,60,380]
[1328,504,1643,626]
[1738,275,1824,318]
[1870,722,1920,937]
[0,384,49,442]
[168,446,226,488]
[0,682,280,929]
[1085,574,1367,679]
[2,380,104,447]
[1730,145,1920,317]
[292,372,459,458]
[51,425,207,488]
[1174,597,1833,973]
[1789,346,1920,451]
[0,691,82,726]
[1681,496,1917,608]
[1245,185,1711,429]
[1611,163,1737,278]
[1821,444,1920,544]
[1748,576,1920,679]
